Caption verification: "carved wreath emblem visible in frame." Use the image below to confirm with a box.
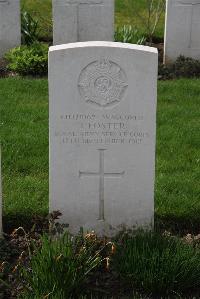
[78,59,128,108]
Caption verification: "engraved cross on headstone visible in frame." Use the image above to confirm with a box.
[177,1,200,48]
[79,149,125,221]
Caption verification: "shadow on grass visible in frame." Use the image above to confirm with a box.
[155,213,200,236]
[3,212,48,234]
[3,211,200,236]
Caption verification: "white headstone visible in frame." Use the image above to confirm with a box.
[0,0,21,58]
[52,0,114,45]
[49,42,158,236]
[164,0,200,63]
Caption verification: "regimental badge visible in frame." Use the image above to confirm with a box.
[78,59,128,108]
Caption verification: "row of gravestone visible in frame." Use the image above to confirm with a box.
[0,0,200,62]
[0,0,198,236]
[51,1,157,235]
[0,0,114,57]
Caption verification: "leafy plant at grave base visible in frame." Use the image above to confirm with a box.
[159,56,200,80]
[0,272,10,299]
[0,238,18,262]
[124,0,165,44]
[5,43,48,76]
[21,11,40,45]
[114,25,146,44]
[19,231,102,299]
[113,230,200,297]
[0,237,20,298]
[79,293,149,299]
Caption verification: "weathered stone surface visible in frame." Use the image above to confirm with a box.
[0,0,21,57]
[164,0,200,63]
[52,0,114,45]
[49,42,158,236]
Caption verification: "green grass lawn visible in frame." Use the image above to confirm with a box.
[0,78,199,232]
[0,79,49,229]
[21,0,165,41]
[156,79,200,232]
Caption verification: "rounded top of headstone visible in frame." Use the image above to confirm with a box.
[49,41,158,54]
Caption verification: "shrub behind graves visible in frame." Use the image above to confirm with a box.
[5,43,48,76]
[113,230,200,296]
[19,232,101,298]
[159,56,200,80]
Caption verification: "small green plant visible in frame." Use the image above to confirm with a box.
[115,25,146,44]
[19,232,102,298]
[124,0,165,44]
[5,43,48,76]
[21,11,39,45]
[113,230,200,297]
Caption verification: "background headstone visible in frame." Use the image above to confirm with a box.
[52,0,114,45]
[164,0,200,63]
[0,0,21,58]
[49,42,158,236]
